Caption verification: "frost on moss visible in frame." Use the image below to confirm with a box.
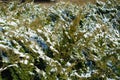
[0,0,120,80]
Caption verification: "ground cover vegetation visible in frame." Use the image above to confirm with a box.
[0,0,120,80]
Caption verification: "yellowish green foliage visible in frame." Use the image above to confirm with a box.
[0,0,120,80]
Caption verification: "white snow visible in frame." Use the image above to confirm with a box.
[0,18,5,23]
[24,60,28,64]
[9,21,18,27]
[66,62,71,67]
